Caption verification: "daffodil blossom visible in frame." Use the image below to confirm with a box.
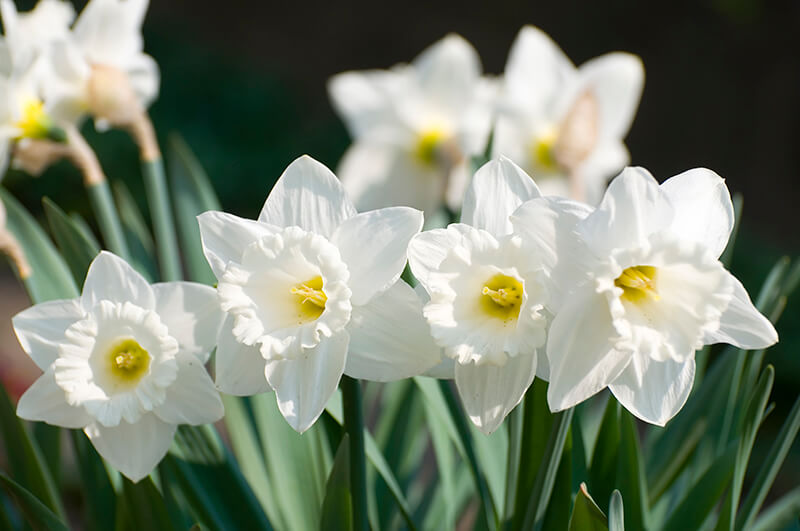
[13,252,224,481]
[0,0,75,64]
[198,155,440,432]
[328,34,494,217]
[36,0,159,130]
[407,157,589,433]
[545,167,778,425]
[493,26,643,205]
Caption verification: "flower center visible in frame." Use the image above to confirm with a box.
[415,128,447,165]
[106,338,150,388]
[531,128,560,172]
[15,98,53,140]
[615,265,660,303]
[480,273,523,321]
[291,275,327,323]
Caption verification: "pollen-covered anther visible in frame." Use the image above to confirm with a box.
[480,273,523,321]
[15,99,53,140]
[531,128,559,172]
[615,265,660,303]
[107,338,150,387]
[291,275,327,323]
[415,129,447,165]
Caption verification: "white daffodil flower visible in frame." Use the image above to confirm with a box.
[36,0,159,130]
[407,157,590,433]
[328,34,494,217]
[198,155,440,432]
[545,167,778,425]
[493,26,644,205]
[13,252,224,482]
[0,0,75,64]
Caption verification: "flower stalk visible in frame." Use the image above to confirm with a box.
[340,375,368,531]
[130,112,182,281]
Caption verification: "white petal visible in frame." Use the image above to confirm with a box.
[455,352,537,434]
[154,353,223,425]
[547,286,632,411]
[576,141,630,206]
[81,251,155,311]
[152,282,223,363]
[423,358,455,379]
[660,168,734,259]
[407,224,473,287]
[510,196,593,311]
[461,157,540,236]
[259,155,356,237]
[332,207,422,305]
[338,141,445,218]
[327,69,401,139]
[503,26,575,113]
[610,355,695,426]
[73,0,147,66]
[12,298,83,370]
[265,332,349,433]
[214,316,270,396]
[345,281,441,381]
[412,34,481,119]
[576,53,644,141]
[17,369,91,428]
[705,274,778,349]
[577,167,673,255]
[125,53,159,108]
[84,412,176,483]
[197,211,276,279]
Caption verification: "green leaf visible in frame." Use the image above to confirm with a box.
[588,395,620,509]
[568,483,608,531]
[541,429,573,530]
[735,395,800,531]
[0,386,64,519]
[164,424,273,530]
[0,187,78,301]
[0,472,68,531]
[749,487,800,531]
[42,197,100,284]
[326,393,417,530]
[647,418,706,501]
[520,408,574,530]
[70,431,117,531]
[320,435,353,531]
[221,395,280,521]
[716,366,774,531]
[615,413,648,530]
[511,379,553,530]
[114,477,173,531]
[167,133,220,285]
[422,396,456,530]
[111,180,158,281]
[661,441,737,531]
[608,490,624,531]
[85,180,131,262]
[250,392,330,531]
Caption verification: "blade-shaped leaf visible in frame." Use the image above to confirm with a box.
[111,180,158,282]
[114,477,173,531]
[608,490,624,531]
[70,430,116,531]
[749,487,800,531]
[568,483,608,531]
[0,472,67,531]
[320,435,353,531]
[42,197,100,284]
[616,413,648,530]
[588,395,620,510]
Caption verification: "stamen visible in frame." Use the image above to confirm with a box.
[480,273,524,321]
[15,99,53,140]
[291,275,327,323]
[415,129,446,165]
[106,338,150,387]
[615,265,660,303]
[531,129,559,172]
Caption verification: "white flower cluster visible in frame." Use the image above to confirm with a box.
[5,9,778,484]
[0,0,158,174]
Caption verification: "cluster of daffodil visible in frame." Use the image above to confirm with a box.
[0,2,796,530]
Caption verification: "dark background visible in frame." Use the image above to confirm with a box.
[1,0,799,497]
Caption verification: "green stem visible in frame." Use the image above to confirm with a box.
[521,408,574,531]
[141,157,182,281]
[438,379,499,531]
[341,376,368,531]
[504,400,524,521]
[86,181,130,260]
